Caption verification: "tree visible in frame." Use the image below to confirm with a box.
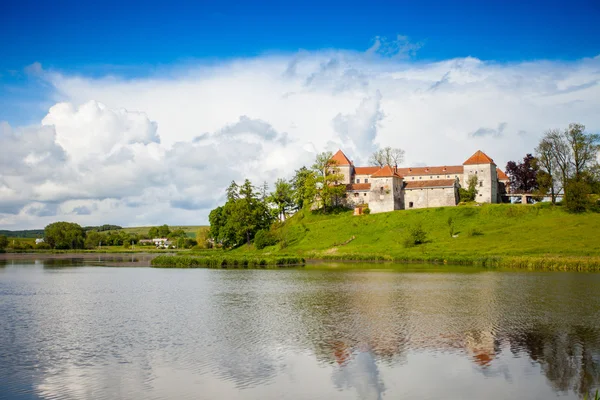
[270,178,294,220]
[368,147,405,167]
[208,179,274,247]
[312,151,346,211]
[565,123,600,180]
[84,231,106,249]
[538,124,600,203]
[44,222,85,249]
[564,180,591,213]
[0,235,8,250]
[291,166,313,210]
[459,175,478,202]
[505,154,539,194]
[535,137,557,203]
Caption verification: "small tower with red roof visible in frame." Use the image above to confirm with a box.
[368,165,405,213]
[330,150,353,185]
[462,150,498,203]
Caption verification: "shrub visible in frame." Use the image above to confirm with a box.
[404,223,427,247]
[254,229,278,250]
[447,217,455,237]
[565,180,591,213]
[36,242,51,250]
[363,207,371,215]
[468,228,483,237]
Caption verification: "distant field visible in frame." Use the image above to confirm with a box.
[115,226,207,238]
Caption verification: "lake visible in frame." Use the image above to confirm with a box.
[1,256,599,399]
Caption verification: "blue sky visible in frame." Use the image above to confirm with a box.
[1,0,600,228]
[2,0,600,70]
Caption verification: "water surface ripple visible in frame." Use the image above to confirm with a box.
[1,258,599,399]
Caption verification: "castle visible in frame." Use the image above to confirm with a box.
[331,149,509,214]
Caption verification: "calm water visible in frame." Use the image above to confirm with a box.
[1,257,599,400]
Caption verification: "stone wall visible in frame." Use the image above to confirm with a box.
[368,176,404,213]
[346,190,369,206]
[404,186,458,209]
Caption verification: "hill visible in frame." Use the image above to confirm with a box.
[238,203,600,268]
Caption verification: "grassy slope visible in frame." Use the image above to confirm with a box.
[240,204,600,264]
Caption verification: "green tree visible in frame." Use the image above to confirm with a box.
[44,222,86,249]
[291,166,313,210]
[0,235,8,250]
[208,179,274,247]
[312,151,346,211]
[84,231,106,249]
[565,180,591,213]
[270,178,294,220]
[459,175,478,202]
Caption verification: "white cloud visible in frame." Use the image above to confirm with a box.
[2,51,600,229]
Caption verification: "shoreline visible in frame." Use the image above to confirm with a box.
[2,252,599,271]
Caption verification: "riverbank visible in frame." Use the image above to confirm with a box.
[232,203,600,271]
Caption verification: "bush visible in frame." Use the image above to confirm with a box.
[363,207,371,215]
[565,180,591,213]
[36,242,51,250]
[467,228,484,237]
[403,223,427,247]
[254,229,278,250]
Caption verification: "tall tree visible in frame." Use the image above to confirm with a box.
[291,166,313,210]
[368,147,405,167]
[270,178,294,220]
[564,123,600,180]
[505,154,539,193]
[312,151,346,211]
[535,136,557,203]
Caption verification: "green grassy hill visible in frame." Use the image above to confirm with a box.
[239,203,600,268]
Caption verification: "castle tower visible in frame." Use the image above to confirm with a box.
[330,150,353,185]
[368,165,404,213]
[462,150,498,203]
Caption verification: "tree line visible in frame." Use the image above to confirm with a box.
[505,123,600,212]
[0,222,203,251]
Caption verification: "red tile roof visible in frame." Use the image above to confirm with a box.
[463,150,495,165]
[496,168,509,181]
[346,183,371,191]
[396,165,464,176]
[354,166,381,175]
[370,165,403,178]
[405,179,457,189]
[330,150,352,166]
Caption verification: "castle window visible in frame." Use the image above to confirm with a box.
[364,193,367,196]
[437,175,439,178]
[412,177,414,180]
[365,179,368,183]
[356,179,360,183]
[354,193,359,197]
[419,177,422,180]
[447,175,449,178]
[380,187,384,193]
[480,181,483,187]
[475,171,478,174]
[409,202,414,208]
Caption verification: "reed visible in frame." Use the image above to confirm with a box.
[151,255,305,268]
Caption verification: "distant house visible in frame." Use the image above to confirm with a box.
[35,238,45,245]
[152,238,172,248]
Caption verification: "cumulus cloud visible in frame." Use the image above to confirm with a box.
[2,50,600,228]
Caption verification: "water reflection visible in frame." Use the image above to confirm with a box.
[0,261,599,399]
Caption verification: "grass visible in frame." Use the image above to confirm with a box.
[232,203,600,271]
[151,254,305,268]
